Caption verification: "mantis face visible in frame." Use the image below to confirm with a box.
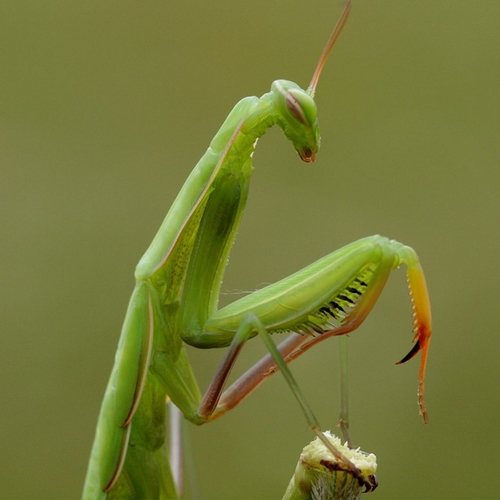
[271,79,320,162]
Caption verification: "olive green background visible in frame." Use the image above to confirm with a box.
[1,1,498,499]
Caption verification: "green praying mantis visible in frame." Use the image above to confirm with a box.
[83,2,432,498]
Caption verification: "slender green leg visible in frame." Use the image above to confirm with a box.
[253,318,376,492]
[194,313,377,492]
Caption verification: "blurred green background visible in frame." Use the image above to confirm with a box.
[1,1,499,498]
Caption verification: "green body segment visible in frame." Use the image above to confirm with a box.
[82,80,322,499]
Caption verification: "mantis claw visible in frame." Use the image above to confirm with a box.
[397,338,421,365]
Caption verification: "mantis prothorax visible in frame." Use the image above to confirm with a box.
[83,2,431,498]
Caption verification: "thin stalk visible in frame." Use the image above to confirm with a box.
[338,336,352,448]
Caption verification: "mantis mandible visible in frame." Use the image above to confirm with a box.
[83,2,432,498]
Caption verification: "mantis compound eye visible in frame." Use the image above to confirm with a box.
[285,91,307,125]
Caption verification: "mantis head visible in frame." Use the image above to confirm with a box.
[272,80,320,163]
[271,0,351,164]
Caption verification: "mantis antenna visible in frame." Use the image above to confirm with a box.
[308,0,352,96]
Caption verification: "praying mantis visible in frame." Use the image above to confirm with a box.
[82,2,432,498]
